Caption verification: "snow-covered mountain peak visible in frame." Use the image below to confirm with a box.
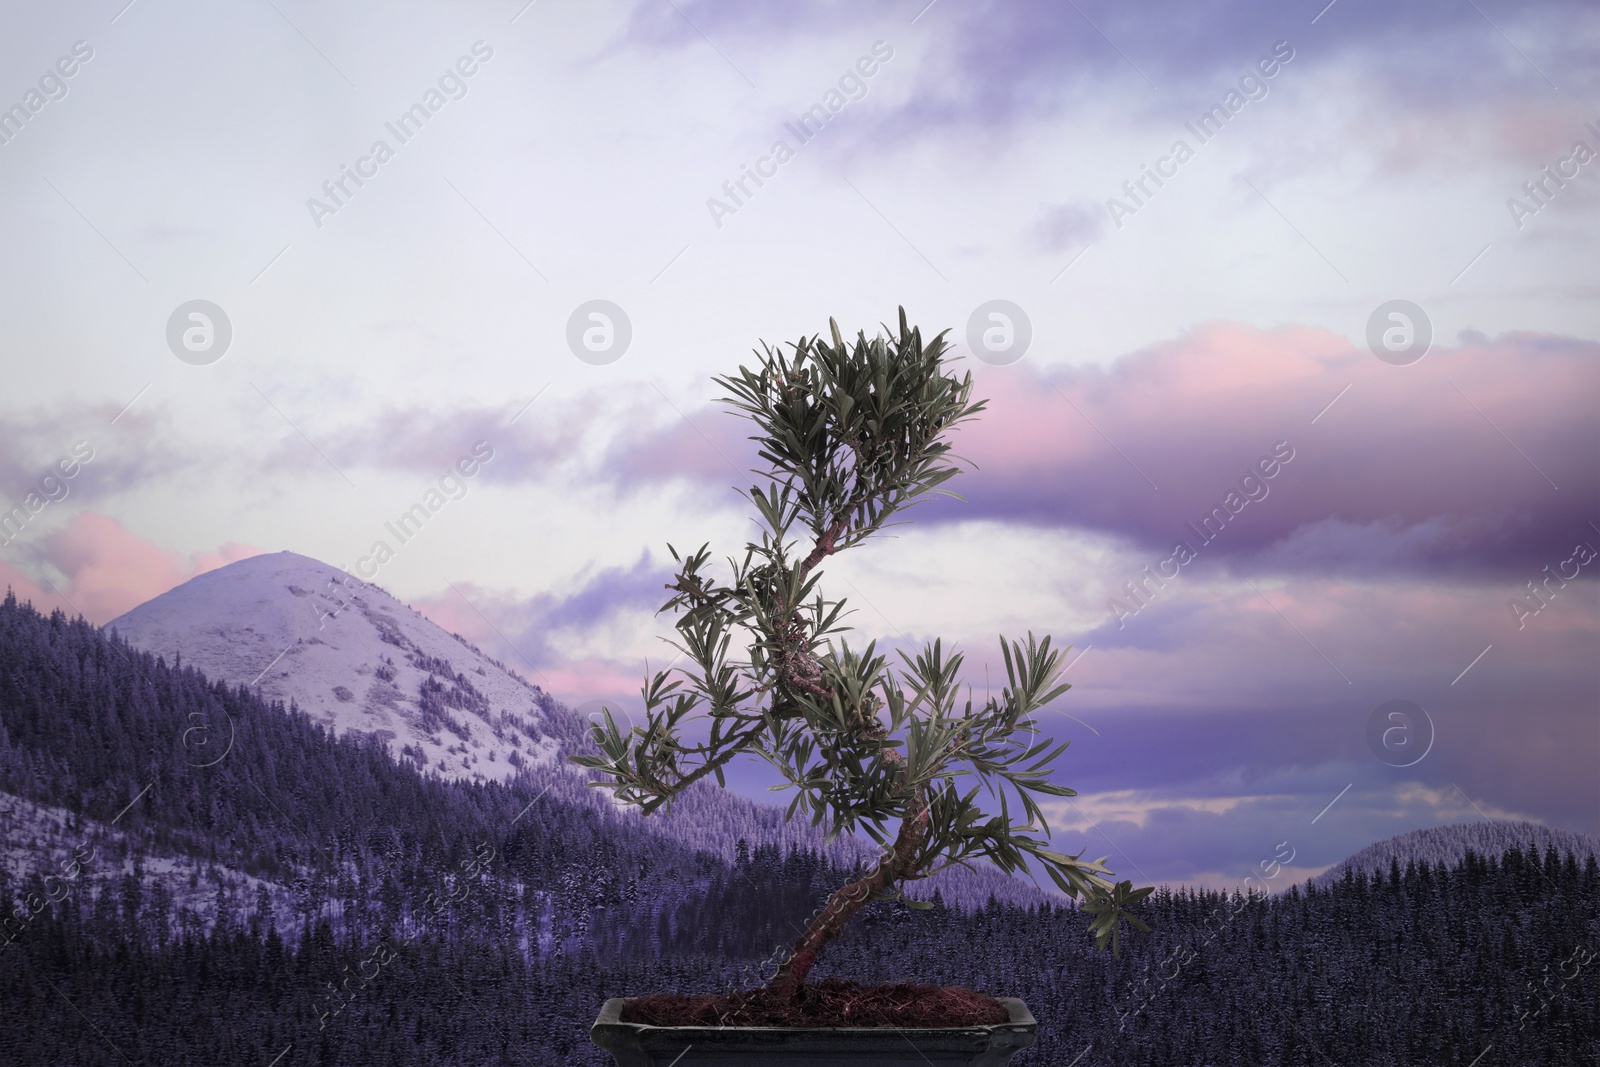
[107,551,559,783]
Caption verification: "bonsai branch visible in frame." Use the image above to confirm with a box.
[799,517,848,577]
[767,785,930,996]
[636,722,768,815]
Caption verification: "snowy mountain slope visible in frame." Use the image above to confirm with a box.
[107,552,560,785]
[0,790,300,935]
[1308,820,1600,888]
[102,553,1054,910]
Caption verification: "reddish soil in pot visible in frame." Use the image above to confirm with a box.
[620,977,1009,1028]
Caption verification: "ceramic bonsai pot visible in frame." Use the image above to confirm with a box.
[590,995,1037,1066]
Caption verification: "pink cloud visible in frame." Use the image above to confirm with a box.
[406,561,666,712]
[6,512,265,624]
[912,323,1600,577]
[415,585,644,702]
[602,321,1598,579]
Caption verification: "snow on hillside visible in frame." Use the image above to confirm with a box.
[0,790,299,935]
[102,552,1056,911]
[107,552,560,785]
[1308,820,1600,888]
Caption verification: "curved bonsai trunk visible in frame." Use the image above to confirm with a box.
[767,792,929,997]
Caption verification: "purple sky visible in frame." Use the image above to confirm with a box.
[1,0,1595,889]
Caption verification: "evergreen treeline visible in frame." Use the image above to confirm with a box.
[3,595,1597,1065]
[0,587,1040,914]
[0,594,726,931]
[826,847,1600,1066]
[4,844,1595,1065]
[1309,820,1600,888]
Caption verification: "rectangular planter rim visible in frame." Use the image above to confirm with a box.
[593,994,1037,1035]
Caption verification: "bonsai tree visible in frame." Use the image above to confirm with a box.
[573,308,1150,997]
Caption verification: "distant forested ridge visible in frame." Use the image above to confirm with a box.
[0,589,1040,915]
[6,837,1595,1065]
[2,595,1597,1065]
[1309,819,1600,887]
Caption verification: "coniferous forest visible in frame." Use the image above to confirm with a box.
[2,596,1597,1065]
